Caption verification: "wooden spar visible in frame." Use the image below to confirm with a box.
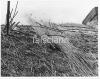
[6,1,10,35]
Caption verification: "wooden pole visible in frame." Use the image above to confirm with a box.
[6,1,10,35]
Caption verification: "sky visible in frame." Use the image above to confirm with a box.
[0,0,98,25]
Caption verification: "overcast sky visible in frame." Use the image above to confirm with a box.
[1,0,98,25]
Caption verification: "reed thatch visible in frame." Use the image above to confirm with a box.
[1,7,98,76]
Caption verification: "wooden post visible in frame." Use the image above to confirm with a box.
[6,1,10,35]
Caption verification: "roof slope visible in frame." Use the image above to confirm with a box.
[82,7,98,25]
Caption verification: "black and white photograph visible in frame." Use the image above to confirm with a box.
[0,0,99,77]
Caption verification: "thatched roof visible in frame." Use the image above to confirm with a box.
[82,7,98,25]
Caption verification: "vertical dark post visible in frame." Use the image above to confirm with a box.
[6,1,10,35]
